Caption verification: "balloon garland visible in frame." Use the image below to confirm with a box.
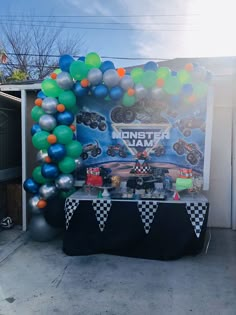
[24,52,211,213]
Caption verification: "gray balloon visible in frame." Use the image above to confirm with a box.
[74,157,83,169]
[28,195,41,214]
[36,150,49,163]
[39,114,57,131]
[120,75,134,91]
[103,69,120,88]
[55,174,75,191]
[135,83,148,100]
[29,214,59,242]
[150,87,165,100]
[39,183,58,200]
[42,97,58,114]
[88,68,103,85]
[56,71,74,90]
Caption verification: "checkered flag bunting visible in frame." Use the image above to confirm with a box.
[92,200,112,232]
[186,202,207,238]
[65,198,80,230]
[137,201,159,234]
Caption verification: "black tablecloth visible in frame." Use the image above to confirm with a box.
[63,196,209,260]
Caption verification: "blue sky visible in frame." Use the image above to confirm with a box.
[1,0,235,68]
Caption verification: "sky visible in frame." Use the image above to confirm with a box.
[0,0,235,68]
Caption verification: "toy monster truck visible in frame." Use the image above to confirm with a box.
[107,144,127,158]
[81,141,102,160]
[173,139,203,165]
[76,111,106,131]
[175,117,205,137]
[152,144,166,157]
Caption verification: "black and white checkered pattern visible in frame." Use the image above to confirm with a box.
[92,200,112,232]
[64,198,80,230]
[133,165,152,174]
[186,202,207,238]
[137,201,159,234]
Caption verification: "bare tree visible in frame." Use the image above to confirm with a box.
[0,17,86,81]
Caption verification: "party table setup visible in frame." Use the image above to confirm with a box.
[23,52,213,260]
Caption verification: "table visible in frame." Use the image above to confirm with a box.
[63,191,209,260]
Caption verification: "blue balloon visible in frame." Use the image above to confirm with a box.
[170,95,181,106]
[171,71,177,76]
[73,82,89,97]
[48,144,66,161]
[144,61,158,72]
[109,86,124,100]
[37,91,46,99]
[31,124,42,136]
[93,84,108,98]
[41,163,60,179]
[72,133,76,140]
[23,178,40,194]
[59,54,74,72]
[56,111,74,125]
[78,56,85,62]
[100,60,115,73]
[182,83,193,95]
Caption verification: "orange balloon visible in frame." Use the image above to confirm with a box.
[37,199,47,209]
[34,98,42,106]
[50,73,57,79]
[57,104,65,112]
[127,88,135,96]
[47,134,57,144]
[81,79,89,88]
[44,156,52,163]
[117,68,126,77]
[156,78,165,87]
[185,63,194,72]
[187,95,197,103]
[70,124,76,131]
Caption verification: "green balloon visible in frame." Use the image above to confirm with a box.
[177,69,191,84]
[60,187,76,199]
[58,156,76,174]
[69,60,89,80]
[53,125,73,145]
[54,68,62,74]
[156,67,171,79]
[32,131,50,150]
[130,68,144,84]
[41,79,63,97]
[31,106,45,122]
[32,166,48,184]
[193,82,208,98]
[65,141,83,158]
[58,91,76,110]
[141,70,157,88]
[122,93,136,107]
[164,76,181,95]
[85,52,101,68]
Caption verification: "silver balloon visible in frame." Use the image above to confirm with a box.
[120,75,134,91]
[55,174,75,191]
[39,114,57,131]
[74,157,83,169]
[39,183,58,200]
[135,83,148,100]
[88,68,103,85]
[28,195,41,214]
[150,87,165,100]
[29,214,59,242]
[103,69,120,88]
[42,97,58,114]
[56,71,74,90]
[36,150,49,163]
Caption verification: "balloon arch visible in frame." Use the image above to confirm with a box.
[24,52,210,215]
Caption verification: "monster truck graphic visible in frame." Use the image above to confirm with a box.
[106,144,127,158]
[173,139,203,165]
[174,117,205,137]
[151,144,166,157]
[81,141,102,160]
[76,111,107,131]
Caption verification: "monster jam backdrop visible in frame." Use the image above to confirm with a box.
[24,52,212,213]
